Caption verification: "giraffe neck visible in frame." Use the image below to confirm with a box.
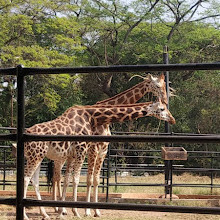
[96,79,152,105]
[84,103,154,126]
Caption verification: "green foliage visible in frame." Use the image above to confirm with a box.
[25,74,83,126]
[0,0,219,168]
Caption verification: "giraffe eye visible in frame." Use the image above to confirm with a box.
[161,108,165,111]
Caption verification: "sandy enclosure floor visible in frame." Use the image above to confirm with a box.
[0,206,220,220]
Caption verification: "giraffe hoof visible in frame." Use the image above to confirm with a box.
[72,208,81,218]
[94,209,101,217]
[24,215,29,220]
[85,208,92,217]
[57,208,66,219]
[62,208,67,215]
[56,215,65,220]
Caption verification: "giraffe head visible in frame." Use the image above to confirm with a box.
[146,100,176,124]
[146,73,168,104]
[90,101,175,126]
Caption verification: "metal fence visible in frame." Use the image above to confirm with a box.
[0,63,220,219]
[0,141,219,197]
[107,143,220,198]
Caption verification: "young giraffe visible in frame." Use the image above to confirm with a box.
[25,73,170,216]
[23,101,175,220]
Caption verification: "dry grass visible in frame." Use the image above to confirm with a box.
[108,173,220,195]
[0,173,220,195]
[0,205,220,220]
[0,173,219,219]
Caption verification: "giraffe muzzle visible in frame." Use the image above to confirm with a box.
[169,117,176,125]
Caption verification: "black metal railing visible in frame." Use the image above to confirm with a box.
[106,147,220,195]
[0,63,220,219]
[0,143,219,197]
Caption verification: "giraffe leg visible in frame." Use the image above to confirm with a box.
[85,144,97,217]
[24,159,50,220]
[53,160,67,214]
[24,175,32,220]
[58,157,75,218]
[30,164,50,219]
[93,144,108,217]
[72,143,88,217]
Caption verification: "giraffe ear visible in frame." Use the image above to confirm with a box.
[160,73,165,81]
[158,97,162,104]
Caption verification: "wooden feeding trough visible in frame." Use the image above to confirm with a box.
[161,147,187,161]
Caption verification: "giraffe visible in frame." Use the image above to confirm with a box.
[24,73,171,216]
[85,73,171,217]
[57,101,175,218]
[23,101,175,220]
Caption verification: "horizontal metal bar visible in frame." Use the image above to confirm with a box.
[110,155,159,158]
[0,68,17,75]
[110,149,161,152]
[1,127,217,137]
[110,149,220,154]
[173,168,220,172]
[172,184,220,188]
[113,132,216,136]
[0,146,12,149]
[0,127,17,131]
[22,63,220,75]
[0,164,16,168]
[109,183,220,188]
[109,183,165,187]
[0,134,16,141]
[188,151,220,154]
[0,198,16,205]
[111,163,166,167]
[24,134,220,143]
[23,199,220,215]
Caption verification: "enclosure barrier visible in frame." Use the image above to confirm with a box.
[0,144,220,196]
[0,63,220,219]
[107,148,220,191]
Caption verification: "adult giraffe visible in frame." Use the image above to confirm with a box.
[21,73,172,217]
[23,101,175,220]
[58,73,174,217]
[85,73,171,217]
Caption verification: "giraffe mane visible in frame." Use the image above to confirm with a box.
[92,102,154,108]
[96,75,151,105]
[72,102,154,109]
[89,102,155,108]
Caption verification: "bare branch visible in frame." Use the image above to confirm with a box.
[123,0,160,44]
[189,14,220,22]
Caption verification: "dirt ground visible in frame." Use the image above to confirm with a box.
[0,206,220,220]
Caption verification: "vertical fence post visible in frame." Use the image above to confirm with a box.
[211,153,214,194]
[106,144,111,202]
[114,154,118,192]
[101,164,105,193]
[3,148,6,190]
[163,46,172,198]
[16,65,25,220]
[163,45,170,133]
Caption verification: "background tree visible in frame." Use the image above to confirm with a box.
[0,0,84,127]
[0,0,219,167]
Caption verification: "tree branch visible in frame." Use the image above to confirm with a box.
[122,0,160,44]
